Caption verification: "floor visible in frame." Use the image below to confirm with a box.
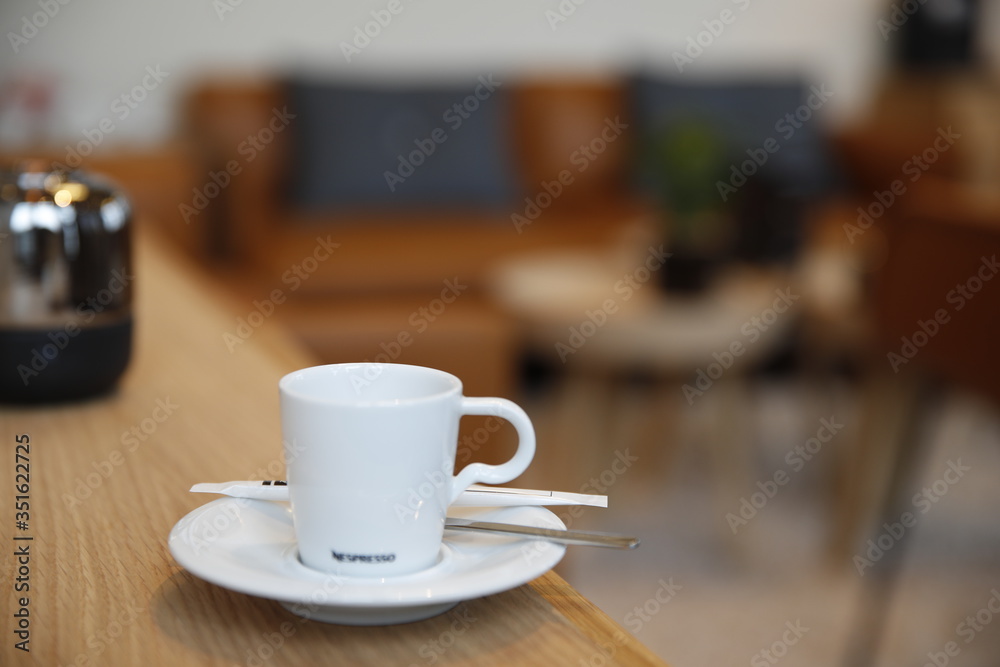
[517,375,1000,667]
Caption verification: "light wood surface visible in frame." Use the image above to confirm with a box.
[0,225,666,666]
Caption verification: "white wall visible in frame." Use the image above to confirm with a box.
[0,0,912,149]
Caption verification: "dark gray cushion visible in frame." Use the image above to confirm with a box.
[630,75,835,198]
[285,78,517,212]
[629,74,840,262]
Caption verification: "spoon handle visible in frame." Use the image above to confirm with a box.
[444,518,639,549]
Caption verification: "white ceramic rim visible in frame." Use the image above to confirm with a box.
[278,363,463,408]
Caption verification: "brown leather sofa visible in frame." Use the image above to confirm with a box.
[180,76,653,397]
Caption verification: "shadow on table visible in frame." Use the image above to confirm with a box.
[150,569,572,665]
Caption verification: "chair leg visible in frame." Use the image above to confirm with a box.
[828,368,925,565]
[633,378,687,481]
[839,373,939,667]
[547,368,617,489]
[701,379,758,520]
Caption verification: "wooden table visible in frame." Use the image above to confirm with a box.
[0,226,666,666]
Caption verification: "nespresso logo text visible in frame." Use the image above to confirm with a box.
[331,550,396,564]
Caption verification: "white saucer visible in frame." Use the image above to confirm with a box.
[168,498,567,625]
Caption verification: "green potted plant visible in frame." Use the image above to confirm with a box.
[644,118,736,293]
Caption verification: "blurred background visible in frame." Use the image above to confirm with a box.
[3,0,1000,664]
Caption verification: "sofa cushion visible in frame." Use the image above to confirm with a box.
[284,77,518,212]
[630,75,835,198]
[629,74,838,262]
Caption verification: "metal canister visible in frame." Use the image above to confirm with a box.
[0,161,133,402]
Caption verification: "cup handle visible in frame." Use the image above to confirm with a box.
[449,397,536,504]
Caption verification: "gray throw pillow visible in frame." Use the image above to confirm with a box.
[285,77,517,212]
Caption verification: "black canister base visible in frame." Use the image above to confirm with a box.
[0,318,133,403]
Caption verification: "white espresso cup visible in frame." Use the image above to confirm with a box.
[279,363,536,577]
